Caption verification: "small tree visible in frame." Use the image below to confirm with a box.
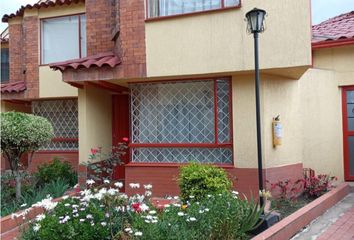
[1,112,54,200]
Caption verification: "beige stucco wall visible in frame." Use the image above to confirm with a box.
[39,66,77,98]
[145,0,311,78]
[313,45,354,86]
[78,86,112,164]
[232,68,344,180]
[299,68,343,180]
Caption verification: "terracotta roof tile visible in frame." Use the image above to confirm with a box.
[1,81,26,93]
[49,52,121,71]
[2,0,85,22]
[312,11,354,43]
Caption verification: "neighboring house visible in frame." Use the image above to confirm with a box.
[0,0,82,172]
[1,0,353,196]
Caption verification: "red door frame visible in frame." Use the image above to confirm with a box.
[342,86,354,181]
[112,94,130,181]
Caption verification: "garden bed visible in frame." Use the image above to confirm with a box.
[0,190,78,240]
[252,182,351,240]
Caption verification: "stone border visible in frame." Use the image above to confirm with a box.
[0,190,78,239]
[252,182,351,240]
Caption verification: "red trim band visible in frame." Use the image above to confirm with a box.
[312,38,354,49]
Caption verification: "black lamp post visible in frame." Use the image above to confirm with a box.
[245,8,267,207]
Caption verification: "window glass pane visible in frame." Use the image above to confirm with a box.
[348,136,354,176]
[224,0,239,7]
[347,103,354,118]
[217,79,231,143]
[42,16,79,64]
[80,15,87,58]
[32,100,78,150]
[151,0,222,17]
[131,81,215,143]
[347,91,354,103]
[132,147,232,164]
[1,48,9,82]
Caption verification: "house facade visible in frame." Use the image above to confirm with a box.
[1,0,353,196]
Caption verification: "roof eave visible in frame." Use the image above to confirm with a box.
[312,38,354,49]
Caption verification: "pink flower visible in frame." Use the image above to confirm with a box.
[132,202,142,213]
[91,148,98,155]
[122,137,129,142]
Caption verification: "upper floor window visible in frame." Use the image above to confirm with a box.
[41,14,86,64]
[147,0,240,18]
[1,48,9,83]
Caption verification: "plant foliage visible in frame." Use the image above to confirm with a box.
[35,157,77,187]
[179,163,232,202]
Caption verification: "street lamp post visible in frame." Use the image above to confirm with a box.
[245,8,267,207]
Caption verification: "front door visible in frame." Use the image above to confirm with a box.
[342,86,354,181]
[112,94,130,182]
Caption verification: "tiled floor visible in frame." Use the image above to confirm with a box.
[317,206,354,240]
[292,192,354,240]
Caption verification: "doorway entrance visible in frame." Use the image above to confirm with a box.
[112,94,130,182]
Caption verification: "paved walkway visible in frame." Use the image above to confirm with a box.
[292,192,354,240]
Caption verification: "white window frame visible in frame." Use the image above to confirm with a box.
[40,14,86,64]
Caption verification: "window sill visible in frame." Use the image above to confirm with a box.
[125,162,235,169]
[145,4,241,23]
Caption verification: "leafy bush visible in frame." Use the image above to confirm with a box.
[1,111,54,199]
[35,157,77,187]
[130,193,263,240]
[1,176,69,217]
[179,163,232,202]
[303,174,337,198]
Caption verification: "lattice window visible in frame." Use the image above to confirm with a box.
[32,99,78,151]
[132,148,232,164]
[130,79,232,164]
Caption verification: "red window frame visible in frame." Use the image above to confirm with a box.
[128,77,234,165]
[145,0,241,21]
[39,13,85,66]
[342,86,354,181]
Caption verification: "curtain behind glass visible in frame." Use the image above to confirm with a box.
[80,15,87,58]
[148,0,240,17]
[42,16,79,64]
[159,0,221,16]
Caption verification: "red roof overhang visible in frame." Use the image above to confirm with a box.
[2,0,85,23]
[49,52,121,72]
[1,81,26,93]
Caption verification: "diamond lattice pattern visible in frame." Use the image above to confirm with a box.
[132,147,232,164]
[32,99,78,151]
[130,80,232,163]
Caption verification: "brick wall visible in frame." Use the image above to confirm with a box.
[8,23,24,82]
[7,16,39,99]
[125,163,304,198]
[85,0,115,56]
[28,152,79,173]
[23,16,39,99]
[116,0,146,78]
[61,0,147,82]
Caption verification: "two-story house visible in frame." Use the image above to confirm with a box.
[1,0,353,197]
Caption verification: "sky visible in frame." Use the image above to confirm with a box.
[0,0,354,33]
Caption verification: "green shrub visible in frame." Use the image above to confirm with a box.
[1,111,54,200]
[130,192,263,240]
[1,178,69,217]
[179,163,232,202]
[35,157,77,187]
